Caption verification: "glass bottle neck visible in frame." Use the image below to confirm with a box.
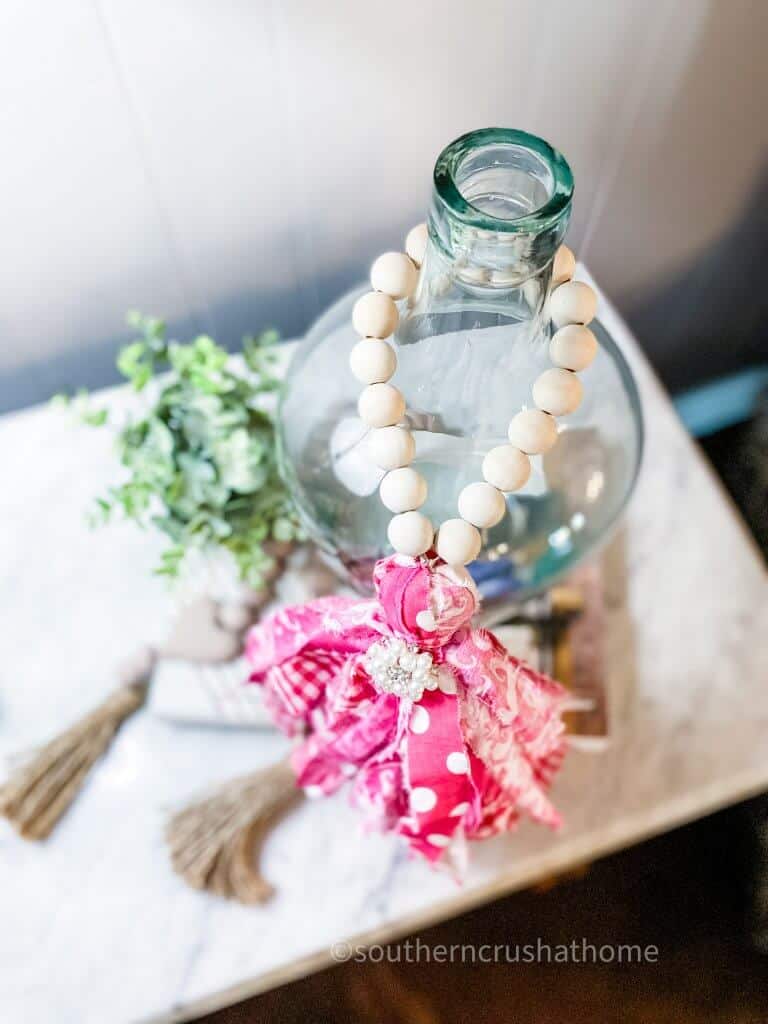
[407,129,574,332]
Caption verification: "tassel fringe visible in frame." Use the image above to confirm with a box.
[0,674,150,840]
[165,757,301,903]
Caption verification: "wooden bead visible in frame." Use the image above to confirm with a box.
[368,425,415,470]
[352,291,399,338]
[405,223,428,267]
[349,339,396,384]
[387,510,433,557]
[371,252,419,300]
[552,244,576,287]
[358,383,405,428]
[550,280,597,328]
[380,467,427,513]
[508,408,558,454]
[533,367,583,416]
[436,518,481,566]
[549,324,598,372]
[457,481,506,529]
[482,445,531,493]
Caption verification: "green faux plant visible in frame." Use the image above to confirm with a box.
[56,313,302,588]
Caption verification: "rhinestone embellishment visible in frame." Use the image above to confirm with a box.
[364,637,439,701]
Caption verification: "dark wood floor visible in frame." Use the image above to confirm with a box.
[196,800,768,1023]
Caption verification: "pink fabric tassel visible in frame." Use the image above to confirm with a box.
[245,553,567,861]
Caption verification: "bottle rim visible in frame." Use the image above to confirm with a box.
[433,127,574,234]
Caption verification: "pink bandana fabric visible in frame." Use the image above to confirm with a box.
[245,554,567,862]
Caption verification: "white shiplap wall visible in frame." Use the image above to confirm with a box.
[0,0,766,406]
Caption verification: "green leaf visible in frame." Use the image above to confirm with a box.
[84,311,299,584]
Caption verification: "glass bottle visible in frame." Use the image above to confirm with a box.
[278,128,643,603]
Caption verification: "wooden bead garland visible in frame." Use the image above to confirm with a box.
[349,226,598,566]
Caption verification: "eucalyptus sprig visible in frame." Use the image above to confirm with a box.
[57,313,302,588]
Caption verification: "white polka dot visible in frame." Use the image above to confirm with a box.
[426,833,451,848]
[305,784,324,798]
[410,705,430,734]
[415,610,437,631]
[446,751,469,775]
[449,801,470,817]
[437,667,457,694]
[340,763,357,777]
[411,786,437,812]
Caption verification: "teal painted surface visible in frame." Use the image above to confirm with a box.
[674,367,768,437]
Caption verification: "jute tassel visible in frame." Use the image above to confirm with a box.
[0,647,156,840]
[165,757,302,903]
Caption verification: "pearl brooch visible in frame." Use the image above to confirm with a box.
[364,637,439,701]
[350,227,598,566]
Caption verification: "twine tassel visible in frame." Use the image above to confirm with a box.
[165,757,301,904]
[0,648,155,840]
[0,676,150,840]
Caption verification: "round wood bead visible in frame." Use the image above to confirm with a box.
[387,510,433,557]
[371,251,419,300]
[549,324,598,372]
[368,425,415,470]
[379,466,427,513]
[533,367,583,416]
[550,280,597,328]
[482,444,531,493]
[405,223,428,267]
[552,244,576,287]
[507,408,558,454]
[349,338,396,384]
[352,291,399,338]
[457,481,506,529]
[358,383,405,428]
[436,518,482,566]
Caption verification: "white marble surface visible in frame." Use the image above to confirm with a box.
[1,279,767,1024]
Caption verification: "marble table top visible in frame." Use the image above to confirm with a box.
[2,277,767,1024]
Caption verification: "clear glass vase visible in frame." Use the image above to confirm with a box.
[278,128,643,603]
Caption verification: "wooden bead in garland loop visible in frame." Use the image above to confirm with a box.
[405,223,428,267]
[551,243,576,287]
[369,425,416,470]
[533,367,583,417]
[482,444,531,493]
[349,227,599,566]
[387,510,434,557]
[507,408,558,454]
[358,382,406,428]
[380,466,428,513]
[549,323,598,372]
[349,338,397,384]
[371,252,419,299]
[458,481,507,529]
[436,518,482,566]
[352,291,399,339]
[549,280,597,329]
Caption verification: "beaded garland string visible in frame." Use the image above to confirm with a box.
[350,225,599,567]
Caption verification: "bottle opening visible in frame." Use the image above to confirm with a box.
[433,128,573,234]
